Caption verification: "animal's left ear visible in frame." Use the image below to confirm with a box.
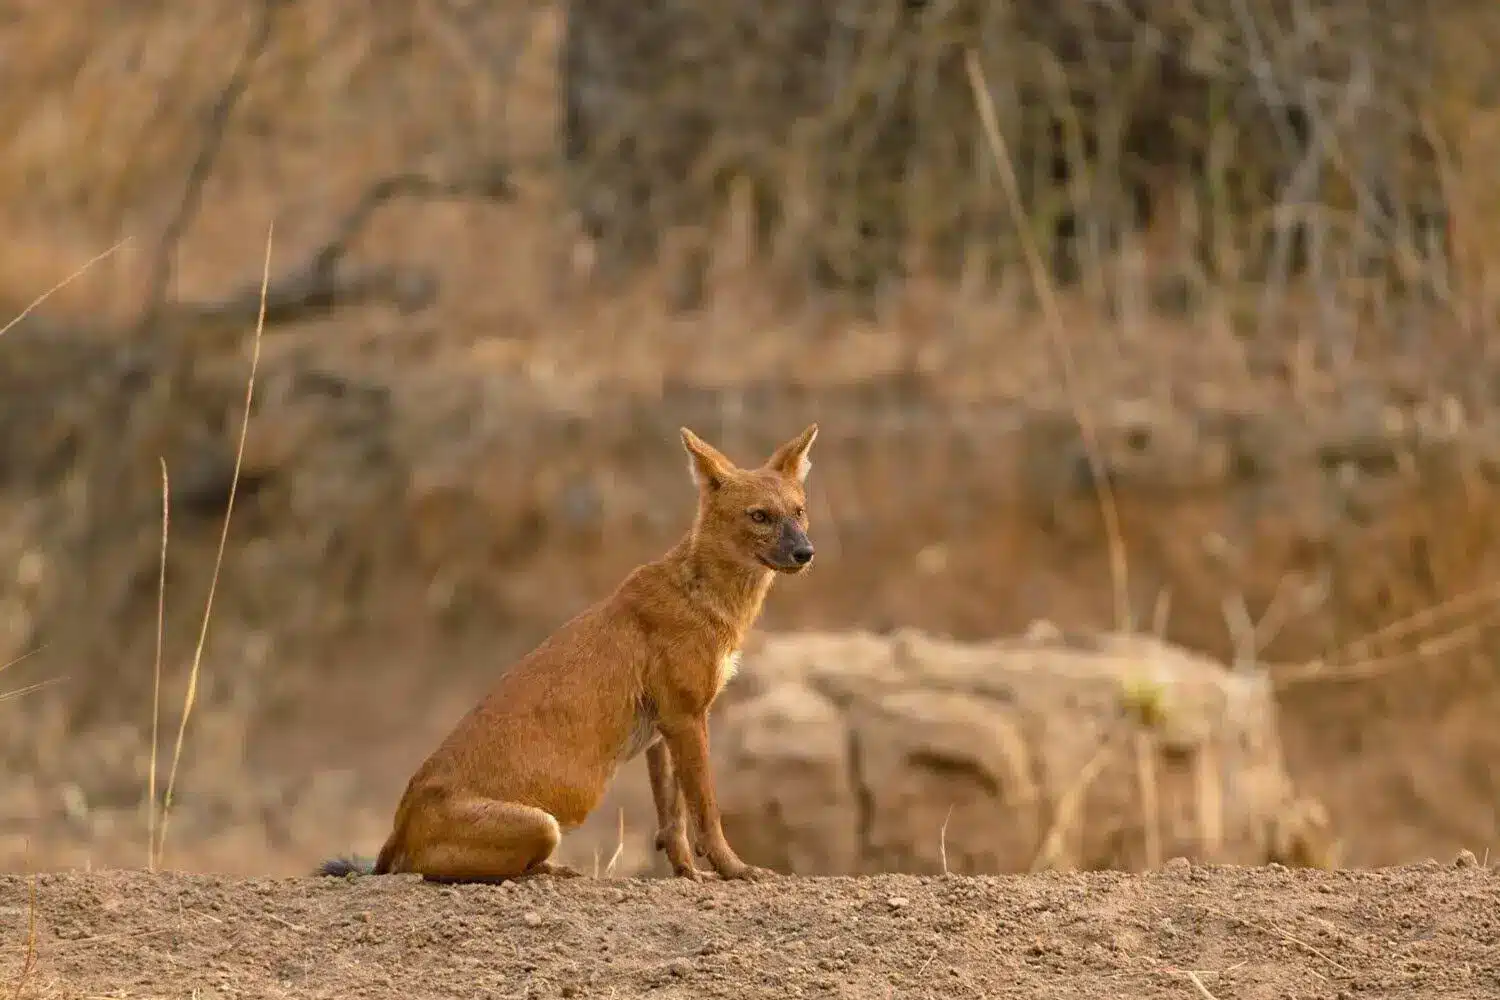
[764,423,819,483]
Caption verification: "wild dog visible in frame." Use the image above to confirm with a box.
[318,423,819,883]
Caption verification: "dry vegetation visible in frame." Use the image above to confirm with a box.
[0,0,1498,916]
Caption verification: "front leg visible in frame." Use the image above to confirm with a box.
[657,713,774,881]
[646,740,702,880]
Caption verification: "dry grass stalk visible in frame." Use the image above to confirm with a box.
[964,48,1132,632]
[0,648,56,705]
[0,236,129,339]
[603,807,626,878]
[152,223,272,869]
[1182,970,1220,1000]
[7,870,37,1000]
[1275,597,1500,689]
[1195,742,1225,860]
[939,805,954,876]
[1134,731,1162,870]
[147,458,170,872]
[1332,580,1500,664]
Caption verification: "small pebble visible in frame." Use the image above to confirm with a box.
[1454,849,1479,869]
[887,896,909,910]
[522,911,543,927]
[1162,856,1191,874]
[668,958,693,978]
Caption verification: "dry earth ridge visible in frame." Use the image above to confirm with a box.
[2,862,1497,999]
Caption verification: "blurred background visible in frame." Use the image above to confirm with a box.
[1,0,1498,878]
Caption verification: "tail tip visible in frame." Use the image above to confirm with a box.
[316,855,376,878]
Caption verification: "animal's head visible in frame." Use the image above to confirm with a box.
[680,423,819,575]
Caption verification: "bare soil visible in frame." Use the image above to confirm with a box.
[3,863,1497,999]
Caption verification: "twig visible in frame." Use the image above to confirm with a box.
[1274,608,1499,689]
[265,913,309,933]
[938,805,954,876]
[1150,589,1172,638]
[1330,580,1500,665]
[964,49,1132,632]
[53,927,174,950]
[603,808,626,877]
[1256,53,1373,344]
[1031,738,1114,872]
[148,458,171,872]
[156,224,273,867]
[1181,969,1219,1000]
[8,873,37,1000]
[0,238,132,340]
[1221,911,1352,976]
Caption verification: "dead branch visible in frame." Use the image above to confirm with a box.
[173,164,515,327]
[135,0,278,340]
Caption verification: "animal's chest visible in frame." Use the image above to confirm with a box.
[714,648,743,696]
[617,648,743,765]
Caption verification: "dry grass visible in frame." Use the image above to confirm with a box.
[0,649,55,706]
[145,459,169,870]
[0,240,126,710]
[1,2,1494,342]
[147,225,272,871]
[962,50,1130,632]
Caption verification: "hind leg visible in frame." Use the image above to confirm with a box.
[403,798,582,882]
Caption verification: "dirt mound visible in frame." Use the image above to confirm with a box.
[3,864,1496,998]
[711,628,1335,876]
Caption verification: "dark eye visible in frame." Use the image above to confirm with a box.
[748,509,769,524]
[794,506,805,518]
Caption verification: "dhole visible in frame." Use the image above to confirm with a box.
[318,423,819,882]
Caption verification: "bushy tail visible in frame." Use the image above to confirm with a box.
[316,855,378,877]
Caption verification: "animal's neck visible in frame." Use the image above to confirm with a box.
[670,533,775,643]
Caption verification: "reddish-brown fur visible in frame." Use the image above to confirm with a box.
[318,424,820,882]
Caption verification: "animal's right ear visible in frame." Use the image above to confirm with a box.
[681,427,736,490]
[765,423,818,483]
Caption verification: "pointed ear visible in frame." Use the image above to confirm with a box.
[765,423,819,483]
[681,427,736,490]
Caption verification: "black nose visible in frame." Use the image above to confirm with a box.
[791,545,814,565]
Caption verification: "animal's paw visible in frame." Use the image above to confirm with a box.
[655,829,699,877]
[716,860,776,882]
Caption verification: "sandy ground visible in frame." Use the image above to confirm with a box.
[2,862,1496,999]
